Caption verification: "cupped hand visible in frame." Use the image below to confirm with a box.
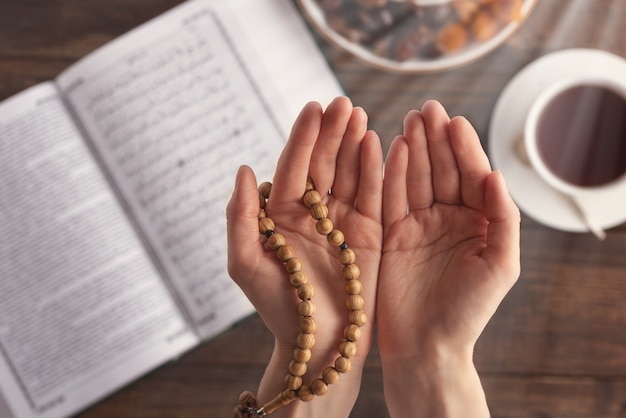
[378,99,521,362]
[227,97,383,416]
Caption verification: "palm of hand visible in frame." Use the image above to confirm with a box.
[375,101,520,364]
[254,194,382,366]
[378,202,504,359]
[228,98,384,400]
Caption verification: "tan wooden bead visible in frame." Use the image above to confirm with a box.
[338,248,356,265]
[289,360,307,377]
[285,258,302,274]
[267,233,286,250]
[297,332,316,349]
[297,283,315,300]
[298,300,316,317]
[322,366,340,385]
[238,390,257,406]
[300,317,317,334]
[334,356,352,373]
[344,279,362,295]
[346,294,365,311]
[339,341,357,358]
[290,271,307,287]
[310,203,328,220]
[293,348,312,363]
[258,182,272,199]
[258,208,266,219]
[263,390,297,414]
[297,384,314,402]
[259,193,267,209]
[302,190,322,208]
[310,378,329,396]
[233,406,244,418]
[258,217,275,235]
[284,389,298,401]
[285,374,303,391]
[327,229,344,246]
[316,218,333,235]
[276,244,295,262]
[305,176,315,192]
[343,264,360,280]
[344,324,361,342]
[236,391,256,417]
[350,310,367,327]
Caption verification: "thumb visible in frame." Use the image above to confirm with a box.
[226,165,261,284]
[482,170,521,285]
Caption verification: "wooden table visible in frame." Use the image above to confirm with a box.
[2,1,626,417]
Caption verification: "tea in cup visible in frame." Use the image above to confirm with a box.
[524,77,626,199]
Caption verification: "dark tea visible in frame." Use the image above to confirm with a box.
[535,84,626,187]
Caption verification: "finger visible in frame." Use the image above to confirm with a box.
[421,100,461,205]
[271,101,323,204]
[333,106,369,204]
[382,135,409,228]
[403,110,434,210]
[449,116,492,211]
[356,129,383,220]
[226,165,262,285]
[481,170,522,285]
[309,96,354,195]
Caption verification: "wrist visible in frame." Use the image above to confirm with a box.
[381,343,489,418]
[254,339,365,418]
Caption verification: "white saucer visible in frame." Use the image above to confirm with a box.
[488,48,626,232]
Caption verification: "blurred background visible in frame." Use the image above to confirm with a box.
[1,0,626,417]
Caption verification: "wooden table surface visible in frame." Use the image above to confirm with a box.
[2,1,626,417]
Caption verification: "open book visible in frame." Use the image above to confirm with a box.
[0,1,343,417]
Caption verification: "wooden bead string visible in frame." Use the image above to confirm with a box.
[234,177,366,417]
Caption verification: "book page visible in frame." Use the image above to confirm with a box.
[0,83,199,418]
[56,0,344,338]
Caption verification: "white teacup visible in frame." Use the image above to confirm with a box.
[523,75,626,239]
[524,76,626,200]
